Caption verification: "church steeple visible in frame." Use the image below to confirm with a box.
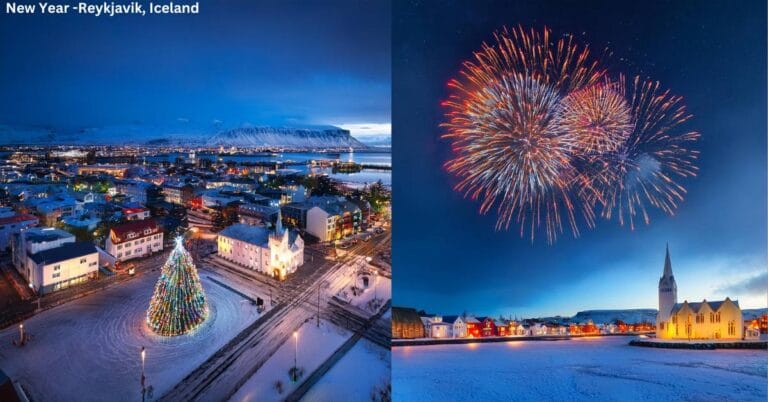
[658,243,678,323]
[663,242,673,278]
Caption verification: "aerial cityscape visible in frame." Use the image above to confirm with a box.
[0,1,391,401]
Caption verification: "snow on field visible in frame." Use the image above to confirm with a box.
[229,319,350,402]
[302,339,390,402]
[0,270,260,402]
[393,336,767,401]
[337,274,391,314]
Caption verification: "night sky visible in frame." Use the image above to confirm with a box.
[0,0,391,136]
[393,0,767,317]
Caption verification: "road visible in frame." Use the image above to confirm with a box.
[158,231,391,402]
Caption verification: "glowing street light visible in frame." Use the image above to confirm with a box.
[140,346,146,402]
[293,331,299,381]
[18,323,24,344]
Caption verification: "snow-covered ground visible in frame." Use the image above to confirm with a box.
[0,270,260,402]
[303,339,390,402]
[337,273,391,314]
[393,336,767,401]
[229,319,350,402]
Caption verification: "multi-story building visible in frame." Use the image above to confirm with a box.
[238,204,279,227]
[217,219,303,280]
[0,213,39,251]
[106,218,163,262]
[77,164,130,178]
[30,196,81,226]
[282,196,362,242]
[12,227,75,270]
[115,180,153,204]
[11,227,98,294]
[25,242,99,294]
[162,183,195,206]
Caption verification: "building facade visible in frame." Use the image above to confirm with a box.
[0,213,39,251]
[106,218,164,262]
[655,245,744,340]
[25,242,99,294]
[217,220,304,280]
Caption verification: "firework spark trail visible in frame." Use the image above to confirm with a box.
[557,80,633,154]
[442,26,604,243]
[580,75,700,230]
[442,26,699,243]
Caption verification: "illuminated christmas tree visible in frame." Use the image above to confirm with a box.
[146,237,208,336]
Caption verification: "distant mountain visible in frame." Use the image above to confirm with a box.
[206,126,366,149]
[0,122,368,149]
[355,134,391,148]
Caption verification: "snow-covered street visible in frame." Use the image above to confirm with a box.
[229,319,350,402]
[0,269,260,402]
[303,339,390,402]
[393,336,767,401]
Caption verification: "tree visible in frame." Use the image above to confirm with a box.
[146,238,208,336]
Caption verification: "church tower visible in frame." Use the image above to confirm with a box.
[657,243,678,323]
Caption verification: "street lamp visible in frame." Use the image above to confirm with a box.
[293,331,298,381]
[140,346,146,402]
[18,323,24,344]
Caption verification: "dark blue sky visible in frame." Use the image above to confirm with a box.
[393,0,767,317]
[0,0,390,134]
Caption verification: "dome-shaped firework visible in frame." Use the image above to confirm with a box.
[442,26,699,243]
[578,75,700,230]
[147,237,208,336]
[442,26,605,243]
[557,81,633,154]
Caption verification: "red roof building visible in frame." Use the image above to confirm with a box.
[106,218,163,262]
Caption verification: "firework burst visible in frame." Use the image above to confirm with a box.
[557,81,633,154]
[442,26,605,243]
[580,75,700,230]
[442,26,699,243]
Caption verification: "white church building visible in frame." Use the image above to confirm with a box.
[217,212,304,280]
[655,245,744,340]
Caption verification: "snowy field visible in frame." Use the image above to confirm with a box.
[393,336,767,401]
[337,273,392,314]
[0,270,260,402]
[303,339,390,402]
[229,318,350,402]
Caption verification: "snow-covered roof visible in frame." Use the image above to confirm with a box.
[219,223,270,246]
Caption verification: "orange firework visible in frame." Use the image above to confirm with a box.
[442,26,605,243]
[557,81,633,154]
[442,27,699,243]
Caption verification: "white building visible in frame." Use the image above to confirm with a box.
[0,213,39,251]
[217,218,303,280]
[106,218,163,263]
[12,227,75,271]
[430,322,451,338]
[115,180,152,204]
[442,316,468,338]
[25,241,99,294]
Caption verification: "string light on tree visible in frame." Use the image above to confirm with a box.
[146,237,208,336]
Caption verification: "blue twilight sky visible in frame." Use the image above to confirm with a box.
[0,0,391,137]
[393,0,767,317]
